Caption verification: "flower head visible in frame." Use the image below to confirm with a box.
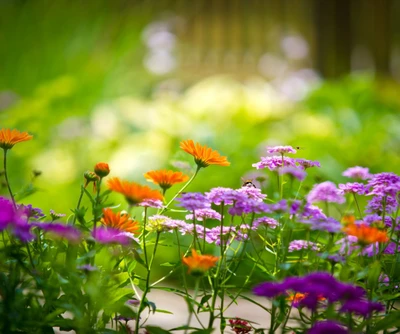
[182,249,219,276]
[252,156,297,171]
[94,162,110,178]
[33,223,81,242]
[101,208,140,234]
[107,177,163,205]
[343,166,372,180]
[266,145,297,154]
[93,227,136,245]
[49,209,66,221]
[308,320,348,334]
[185,208,222,221]
[288,240,320,252]
[295,158,321,169]
[338,182,368,195]
[0,128,33,150]
[176,192,211,211]
[344,223,389,245]
[307,181,345,204]
[144,169,189,191]
[279,166,307,181]
[229,317,252,334]
[180,139,230,168]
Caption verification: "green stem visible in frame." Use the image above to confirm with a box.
[3,149,16,208]
[72,186,84,225]
[135,231,160,333]
[352,193,363,219]
[160,165,201,214]
[185,278,200,333]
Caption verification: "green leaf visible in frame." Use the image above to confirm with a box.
[198,294,211,312]
[370,311,400,332]
[160,262,176,267]
[367,260,381,290]
[144,326,172,334]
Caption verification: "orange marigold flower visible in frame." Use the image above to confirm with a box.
[182,249,219,276]
[180,139,230,168]
[94,162,110,178]
[107,177,163,205]
[0,128,33,150]
[101,208,140,234]
[341,214,356,226]
[144,170,189,191]
[344,223,389,245]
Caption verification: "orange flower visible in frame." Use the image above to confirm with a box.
[287,293,326,307]
[344,223,389,245]
[341,214,356,226]
[182,249,219,276]
[144,170,189,191]
[180,139,230,168]
[107,177,163,205]
[0,128,33,150]
[101,208,140,234]
[94,162,110,178]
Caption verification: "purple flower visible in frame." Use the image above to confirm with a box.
[266,145,297,155]
[307,181,345,204]
[362,242,399,257]
[0,197,15,230]
[20,204,45,220]
[325,254,346,263]
[33,223,81,242]
[367,172,400,197]
[342,166,372,180]
[185,208,221,221]
[338,182,368,195]
[253,216,278,229]
[300,203,327,220]
[77,264,98,272]
[253,282,285,298]
[228,198,270,216]
[205,226,234,245]
[288,240,320,252]
[336,236,359,255]
[308,320,348,334]
[300,216,342,233]
[295,158,321,170]
[268,200,288,213]
[205,187,241,205]
[279,166,307,181]
[176,192,211,211]
[252,156,297,171]
[138,199,164,209]
[340,300,384,317]
[290,200,302,215]
[237,186,267,201]
[366,195,398,215]
[93,227,135,245]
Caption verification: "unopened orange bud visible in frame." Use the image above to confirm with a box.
[84,171,99,182]
[94,162,110,178]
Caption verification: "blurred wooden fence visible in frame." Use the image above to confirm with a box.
[141,0,400,78]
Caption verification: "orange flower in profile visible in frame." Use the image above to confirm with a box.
[144,170,189,191]
[107,177,163,205]
[101,208,140,234]
[182,249,219,276]
[94,162,110,178]
[344,223,389,245]
[0,128,33,150]
[180,139,230,168]
[287,293,326,307]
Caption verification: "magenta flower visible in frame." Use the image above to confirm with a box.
[252,156,297,171]
[205,187,245,205]
[308,321,348,334]
[253,216,278,229]
[295,158,321,169]
[93,227,135,245]
[138,199,164,209]
[33,223,81,242]
[342,166,372,180]
[237,186,267,201]
[307,181,345,204]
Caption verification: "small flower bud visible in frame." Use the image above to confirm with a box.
[84,171,99,182]
[94,162,110,178]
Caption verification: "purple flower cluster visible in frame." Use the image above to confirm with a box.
[342,166,372,180]
[295,158,321,170]
[176,192,211,211]
[366,195,398,215]
[266,145,297,155]
[0,197,35,242]
[307,181,345,204]
[185,208,222,221]
[253,216,279,229]
[49,209,66,221]
[205,187,240,205]
[236,186,267,201]
[338,182,368,195]
[299,216,342,233]
[252,156,297,171]
[253,272,384,316]
[138,199,164,209]
[33,222,81,242]
[288,240,320,252]
[308,320,348,334]
[20,204,45,220]
[279,166,307,181]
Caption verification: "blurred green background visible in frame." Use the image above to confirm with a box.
[1,0,400,216]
